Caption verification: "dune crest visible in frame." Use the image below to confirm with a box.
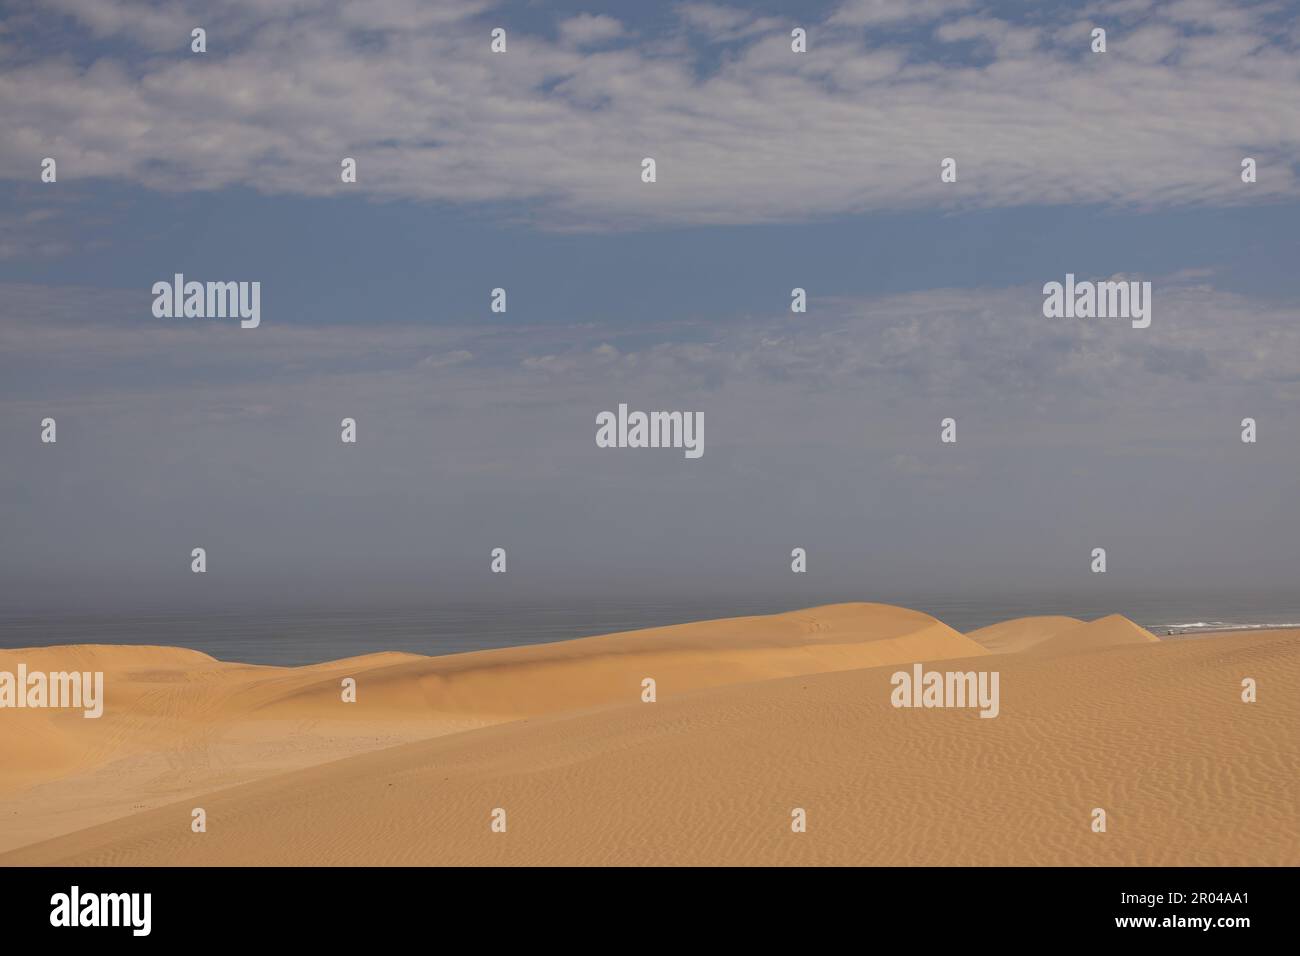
[1024,614,1160,656]
[248,602,989,722]
[0,644,217,671]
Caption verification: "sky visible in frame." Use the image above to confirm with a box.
[1,0,1299,611]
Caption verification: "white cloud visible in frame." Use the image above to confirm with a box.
[676,4,785,41]
[558,14,624,47]
[418,349,473,369]
[830,0,976,27]
[1,0,1297,228]
[43,0,195,49]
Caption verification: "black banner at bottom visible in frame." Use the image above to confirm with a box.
[0,866,1281,942]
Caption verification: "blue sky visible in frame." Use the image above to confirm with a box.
[5,184,1300,316]
[2,0,1299,609]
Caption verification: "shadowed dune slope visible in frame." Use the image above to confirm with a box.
[965,616,1083,653]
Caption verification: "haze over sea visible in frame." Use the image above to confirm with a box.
[3,590,1299,667]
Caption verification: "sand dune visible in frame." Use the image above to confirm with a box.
[1025,614,1161,656]
[0,602,983,852]
[966,613,1158,656]
[3,624,1295,866]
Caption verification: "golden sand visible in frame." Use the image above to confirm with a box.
[1,603,1294,865]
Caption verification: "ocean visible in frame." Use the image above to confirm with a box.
[1,589,1298,666]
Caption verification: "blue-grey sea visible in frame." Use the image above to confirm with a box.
[1,589,1298,666]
